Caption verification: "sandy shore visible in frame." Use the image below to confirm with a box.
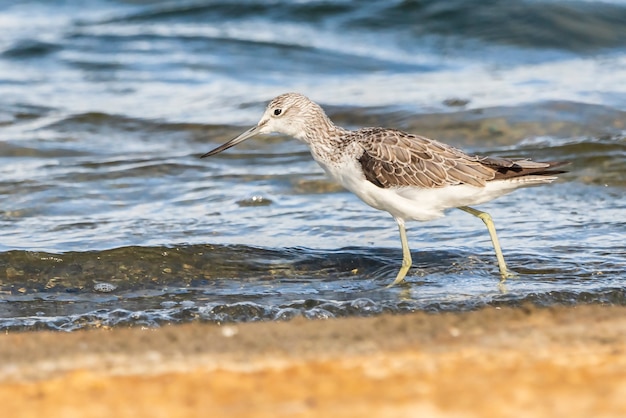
[1,304,625,417]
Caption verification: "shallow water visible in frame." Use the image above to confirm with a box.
[0,0,625,331]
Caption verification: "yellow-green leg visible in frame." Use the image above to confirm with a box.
[387,218,412,287]
[458,206,511,280]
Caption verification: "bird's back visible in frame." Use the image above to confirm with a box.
[350,127,568,190]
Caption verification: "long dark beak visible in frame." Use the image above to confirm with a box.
[200,125,262,158]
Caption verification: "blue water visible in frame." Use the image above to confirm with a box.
[0,0,625,330]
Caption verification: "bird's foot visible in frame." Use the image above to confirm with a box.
[386,264,411,288]
[499,269,517,281]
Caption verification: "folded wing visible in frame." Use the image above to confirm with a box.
[356,128,567,189]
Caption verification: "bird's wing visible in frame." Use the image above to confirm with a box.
[355,128,496,188]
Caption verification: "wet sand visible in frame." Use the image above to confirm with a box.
[2,304,625,418]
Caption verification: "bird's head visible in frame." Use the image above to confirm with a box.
[201,93,328,158]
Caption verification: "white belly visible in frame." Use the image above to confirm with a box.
[316,156,555,222]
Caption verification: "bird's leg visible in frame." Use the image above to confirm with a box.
[458,206,511,280]
[387,218,412,287]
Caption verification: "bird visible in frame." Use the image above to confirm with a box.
[201,93,568,287]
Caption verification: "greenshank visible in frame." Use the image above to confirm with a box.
[202,93,567,286]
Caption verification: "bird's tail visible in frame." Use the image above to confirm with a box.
[480,157,570,181]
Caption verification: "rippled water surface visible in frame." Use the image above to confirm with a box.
[1,0,625,330]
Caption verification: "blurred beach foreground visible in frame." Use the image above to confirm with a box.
[2,304,625,418]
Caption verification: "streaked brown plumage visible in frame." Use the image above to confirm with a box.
[354,127,567,189]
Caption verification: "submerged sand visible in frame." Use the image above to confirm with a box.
[1,304,625,417]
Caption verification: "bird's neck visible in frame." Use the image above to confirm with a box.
[297,113,348,145]
[305,123,353,167]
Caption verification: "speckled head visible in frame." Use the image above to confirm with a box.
[201,93,334,158]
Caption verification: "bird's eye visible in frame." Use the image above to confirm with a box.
[273,108,282,116]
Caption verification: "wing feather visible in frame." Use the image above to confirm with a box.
[356,128,495,189]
